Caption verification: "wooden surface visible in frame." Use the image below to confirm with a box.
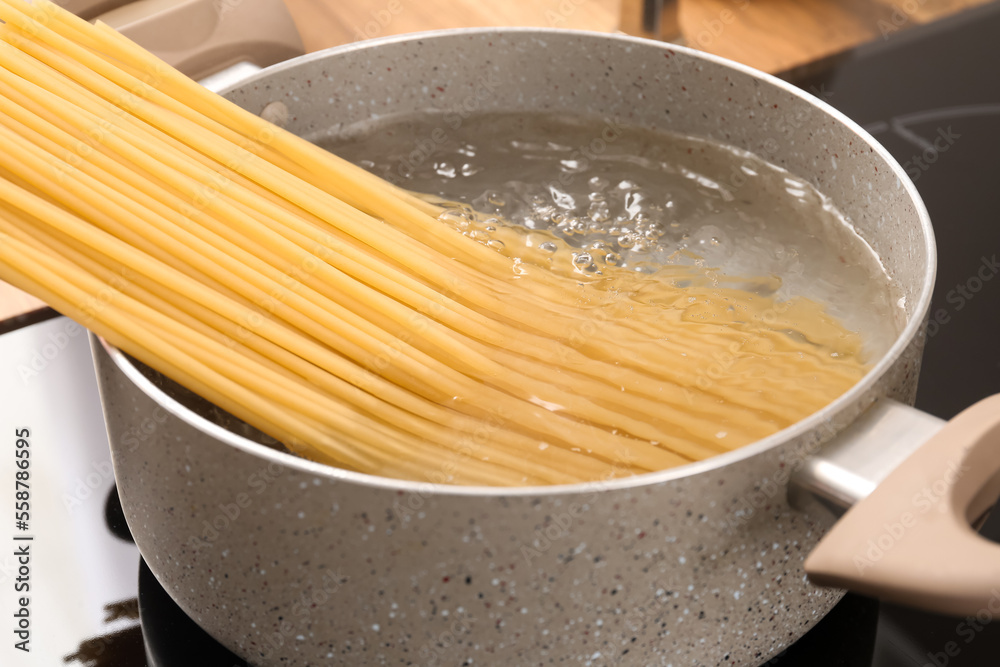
[0,0,992,321]
[680,0,991,73]
[280,0,990,73]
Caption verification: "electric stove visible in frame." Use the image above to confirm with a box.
[2,4,1000,664]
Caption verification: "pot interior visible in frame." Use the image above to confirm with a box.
[105,29,935,488]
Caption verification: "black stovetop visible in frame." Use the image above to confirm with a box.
[4,4,1000,665]
[784,3,1000,665]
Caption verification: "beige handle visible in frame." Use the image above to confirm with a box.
[56,0,133,20]
[94,0,304,81]
[805,393,1000,616]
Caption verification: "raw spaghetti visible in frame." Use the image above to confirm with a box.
[0,0,868,485]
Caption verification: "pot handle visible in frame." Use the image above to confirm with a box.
[804,393,1000,616]
[94,0,305,82]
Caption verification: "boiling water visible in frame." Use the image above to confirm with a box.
[320,112,901,361]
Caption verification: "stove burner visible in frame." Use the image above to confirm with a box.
[138,559,247,667]
[105,485,135,544]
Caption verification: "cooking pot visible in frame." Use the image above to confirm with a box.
[91,28,1000,666]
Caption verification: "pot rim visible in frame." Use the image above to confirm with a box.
[99,27,937,498]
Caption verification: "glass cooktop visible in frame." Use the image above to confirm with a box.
[2,2,1000,664]
[785,2,1000,665]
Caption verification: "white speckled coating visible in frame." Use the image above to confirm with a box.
[93,30,934,667]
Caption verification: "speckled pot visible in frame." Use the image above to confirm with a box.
[92,30,934,666]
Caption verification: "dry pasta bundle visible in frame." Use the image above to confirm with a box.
[0,0,868,485]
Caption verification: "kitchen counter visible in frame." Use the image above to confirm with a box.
[281,0,990,73]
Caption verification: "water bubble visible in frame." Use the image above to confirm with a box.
[689,225,727,256]
[538,241,557,253]
[435,162,457,178]
[439,209,472,231]
[487,239,505,251]
[604,251,623,266]
[548,185,575,209]
[534,205,557,222]
[644,223,666,240]
[588,200,610,223]
[487,191,506,207]
[617,234,636,249]
[588,176,609,191]
[559,217,588,237]
[461,163,481,177]
[624,191,644,219]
